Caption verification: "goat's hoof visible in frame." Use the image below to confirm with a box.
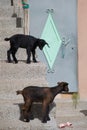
[33,60,38,63]
[30,115,34,120]
[14,61,18,64]
[8,61,12,63]
[42,120,47,123]
[24,119,29,122]
[26,61,31,64]
[47,117,50,121]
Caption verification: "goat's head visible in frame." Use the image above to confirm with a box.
[38,39,50,50]
[57,82,69,92]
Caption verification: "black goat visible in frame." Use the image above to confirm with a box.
[16,82,69,123]
[4,34,49,63]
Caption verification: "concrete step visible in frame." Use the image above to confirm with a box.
[0,29,23,41]
[55,99,87,111]
[0,41,40,61]
[0,6,14,17]
[0,99,55,119]
[0,0,11,6]
[55,100,87,130]
[0,117,58,130]
[0,61,48,98]
[0,41,10,60]
[0,41,26,60]
[0,4,23,18]
[0,18,16,28]
[0,62,47,80]
[0,78,48,99]
[0,0,23,18]
[55,99,86,118]
[0,99,58,130]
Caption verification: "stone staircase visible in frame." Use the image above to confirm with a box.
[1,1,86,130]
[0,1,58,130]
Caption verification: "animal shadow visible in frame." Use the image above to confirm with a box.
[15,102,56,122]
[80,110,87,116]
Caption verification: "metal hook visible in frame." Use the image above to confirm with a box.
[46,9,54,14]
[47,69,55,73]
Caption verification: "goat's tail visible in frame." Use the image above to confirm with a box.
[4,38,10,41]
[16,90,23,95]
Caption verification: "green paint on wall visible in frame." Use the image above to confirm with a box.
[41,13,62,69]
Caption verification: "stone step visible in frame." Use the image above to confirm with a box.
[0,62,46,80]
[0,41,10,60]
[0,0,23,18]
[0,99,55,119]
[0,0,11,6]
[55,99,86,119]
[0,28,23,41]
[55,99,87,110]
[0,18,16,28]
[0,5,23,18]
[0,6,14,17]
[0,41,40,61]
[0,78,48,99]
[0,99,58,130]
[0,41,26,60]
[0,117,58,130]
[0,61,48,98]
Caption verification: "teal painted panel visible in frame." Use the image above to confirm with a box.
[41,13,62,69]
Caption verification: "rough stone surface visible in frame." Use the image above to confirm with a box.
[0,1,58,130]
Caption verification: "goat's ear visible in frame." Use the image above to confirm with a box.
[64,82,68,85]
[57,82,61,85]
[66,82,69,85]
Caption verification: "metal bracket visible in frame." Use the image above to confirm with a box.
[46,9,54,14]
[47,69,55,73]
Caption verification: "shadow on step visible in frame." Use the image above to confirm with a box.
[4,60,40,64]
[80,110,87,116]
[4,60,26,64]
[14,102,56,122]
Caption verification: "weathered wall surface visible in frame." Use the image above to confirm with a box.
[78,0,87,100]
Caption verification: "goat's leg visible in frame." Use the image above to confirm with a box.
[42,102,49,123]
[11,49,18,63]
[26,48,31,63]
[22,100,32,122]
[32,50,37,63]
[7,49,12,63]
[46,105,50,121]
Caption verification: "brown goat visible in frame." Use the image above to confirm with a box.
[16,82,69,123]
